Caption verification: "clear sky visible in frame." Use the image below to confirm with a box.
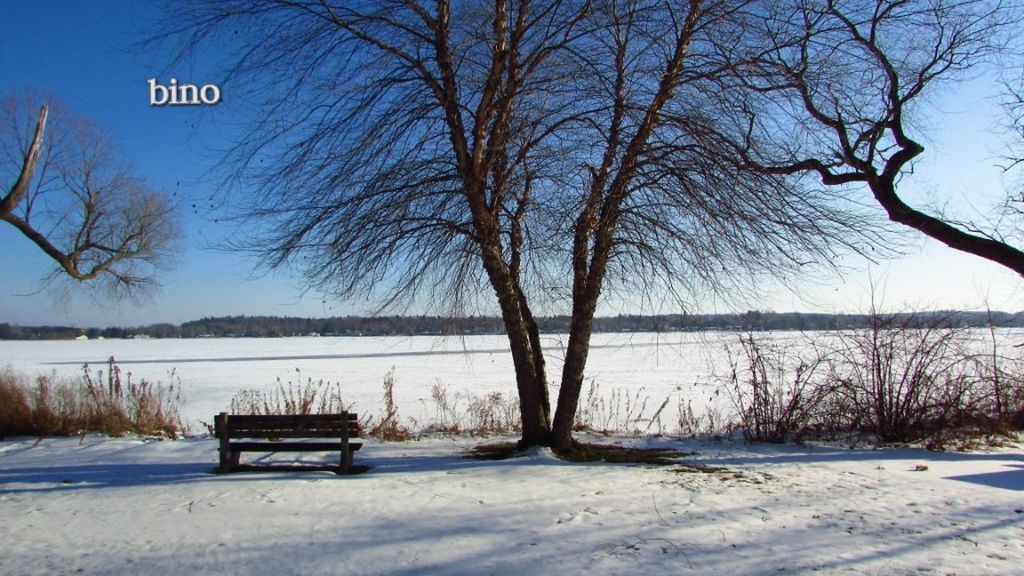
[1,1,1022,328]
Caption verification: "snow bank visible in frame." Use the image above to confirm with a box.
[1,434,1021,575]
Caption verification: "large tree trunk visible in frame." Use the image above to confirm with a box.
[517,286,551,434]
[550,227,616,453]
[504,312,552,447]
[497,286,551,447]
[550,293,599,453]
[479,244,552,447]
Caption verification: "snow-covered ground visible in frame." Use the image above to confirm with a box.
[3,331,1023,574]
[1,433,1021,575]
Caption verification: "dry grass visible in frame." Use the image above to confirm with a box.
[230,369,351,415]
[0,360,184,439]
[574,380,676,435]
[417,380,520,436]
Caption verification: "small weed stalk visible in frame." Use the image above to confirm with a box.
[425,380,461,433]
[369,368,412,441]
[675,398,702,438]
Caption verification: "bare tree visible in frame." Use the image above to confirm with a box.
[1,94,179,296]
[725,0,1024,275]
[1003,75,1024,218]
[161,0,885,452]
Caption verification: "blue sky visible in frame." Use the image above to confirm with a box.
[0,1,1022,328]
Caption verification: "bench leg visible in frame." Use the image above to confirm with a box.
[340,448,353,473]
[218,448,241,474]
[340,430,352,473]
[216,412,232,473]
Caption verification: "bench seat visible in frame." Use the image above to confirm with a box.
[228,441,363,452]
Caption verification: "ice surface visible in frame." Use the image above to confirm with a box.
[2,332,749,429]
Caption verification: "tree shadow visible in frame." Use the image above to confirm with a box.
[945,463,1024,491]
[695,442,1024,468]
[0,462,215,494]
[0,437,708,496]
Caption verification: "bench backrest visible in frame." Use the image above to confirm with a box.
[215,412,360,439]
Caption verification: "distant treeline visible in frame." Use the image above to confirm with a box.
[2,310,1023,340]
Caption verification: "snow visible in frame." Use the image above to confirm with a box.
[1,434,1022,575]
[3,332,1024,574]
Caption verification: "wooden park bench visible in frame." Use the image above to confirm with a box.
[214,412,363,474]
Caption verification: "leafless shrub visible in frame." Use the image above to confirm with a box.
[0,367,33,438]
[827,315,985,444]
[720,334,828,443]
[975,316,1024,431]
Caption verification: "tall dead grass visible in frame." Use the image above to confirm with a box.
[416,380,520,436]
[366,369,413,441]
[230,369,351,415]
[574,380,675,435]
[0,359,184,439]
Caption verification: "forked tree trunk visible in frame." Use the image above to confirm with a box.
[544,4,700,454]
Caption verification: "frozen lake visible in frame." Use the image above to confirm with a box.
[3,329,1021,431]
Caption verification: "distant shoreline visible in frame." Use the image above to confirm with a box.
[4,310,1023,341]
